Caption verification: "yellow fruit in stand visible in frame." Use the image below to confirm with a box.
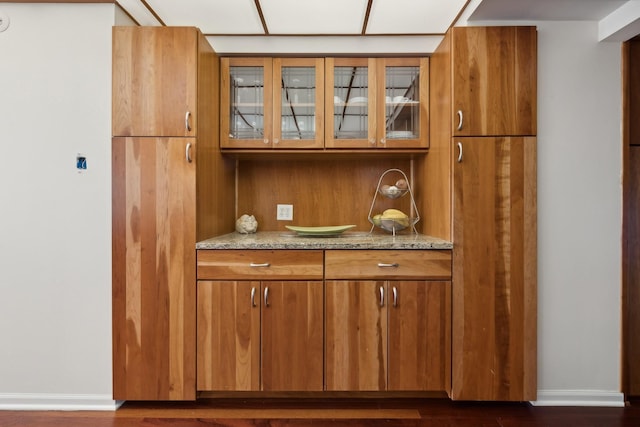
[372,214,382,227]
[381,209,410,227]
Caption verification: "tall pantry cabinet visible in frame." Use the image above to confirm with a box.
[425,26,537,401]
[111,26,234,400]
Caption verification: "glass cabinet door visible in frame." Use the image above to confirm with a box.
[220,58,273,149]
[273,58,324,149]
[376,58,429,149]
[325,58,376,149]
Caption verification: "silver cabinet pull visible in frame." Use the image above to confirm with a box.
[185,143,192,163]
[251,287,257,307]
[250,262,270,268]
[263,138,269,145]
[379,286,385,307]
[377,262,399,268]
[264,286,269,307]
[456,110,463,131]
[380,138,386,145]
[392,286,398,307]
[457,142,463,163]
[185,111,192,132]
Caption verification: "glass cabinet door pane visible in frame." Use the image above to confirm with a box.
[229,66,265,140]
[281,66,316,140]
[332,66,369,139]
[385,66,420,139]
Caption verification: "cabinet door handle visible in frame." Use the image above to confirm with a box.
[263,138,269,145]
[380,138,386,145]
[264,286,270,307]
[379,286,385,307]
[392,286,398,307]
[251,287,257,307]
[250,262,270,268]
[185,111,192,132]
[456,110,463,131]
[377,262,399,268]
[185,143,192,163]
[457,142,463,163]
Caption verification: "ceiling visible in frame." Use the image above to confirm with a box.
[114,0,640,54]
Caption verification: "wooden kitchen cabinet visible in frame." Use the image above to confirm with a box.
[425,26,537,401]
[451,26,537,137]
[196,250,324,392]
[112,27,235,401]
[112,136,197,400]
[452,136,537,401]
[220,57,324,149]
[325,57,429,149]
[113,27,202,137]
[324,250,451,392]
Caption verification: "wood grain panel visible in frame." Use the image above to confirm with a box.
[324,250,451,280]
[452,27,537,137]
[261,281,324,391]
[197,250,324,280]
[388,281,451,391]
[627,146,640,395]
[112,137,196,400]
[452,137,536,401]
[197,280,260,391]
[236,158,414,231]
[196,31,236,240]
[628,40,640,146]
[325,280,388,391]
[423,29,452,241]
[112,27,197,137]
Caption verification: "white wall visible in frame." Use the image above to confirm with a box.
[0,3,119,410]
[535,20,623,405]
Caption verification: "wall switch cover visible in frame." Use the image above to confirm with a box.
[277,204,293,221]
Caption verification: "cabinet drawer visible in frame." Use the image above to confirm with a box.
[197,250,323,280]
[325,250,451,280]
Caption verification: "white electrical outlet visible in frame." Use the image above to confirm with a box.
[277,204,293,221]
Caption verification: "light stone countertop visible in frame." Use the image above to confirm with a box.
[196,231,453,250]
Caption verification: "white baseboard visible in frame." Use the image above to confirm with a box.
[532,390,625,407]
[0,393,123,411]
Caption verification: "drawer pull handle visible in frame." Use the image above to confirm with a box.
[251,287,257,307]
[392,286,398,307]
[457,142,463,163]
[456,110,463,131]
[264,286,269,307]
[379,286,385,307]
[377,263,399,268]
[250,262,270,268]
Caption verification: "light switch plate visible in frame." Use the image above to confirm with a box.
[277,204,293,221]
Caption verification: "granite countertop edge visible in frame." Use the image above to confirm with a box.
[196,231,453,250]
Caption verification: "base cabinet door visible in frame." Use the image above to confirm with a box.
[325,280,450,392]
[197,280,324,391]
[452,136,537,401]
[261,281,324,391]
[388,281,451,391]
[197,280,260,391]
[112,136,196,400]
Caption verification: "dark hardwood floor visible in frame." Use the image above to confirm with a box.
[1,398,639,426]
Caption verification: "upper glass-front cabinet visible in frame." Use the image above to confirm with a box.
[221,57,428,150]
[220,58,272,149]
[325,58,429,149]
[220,57,324,149]
[273,58,324,149]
